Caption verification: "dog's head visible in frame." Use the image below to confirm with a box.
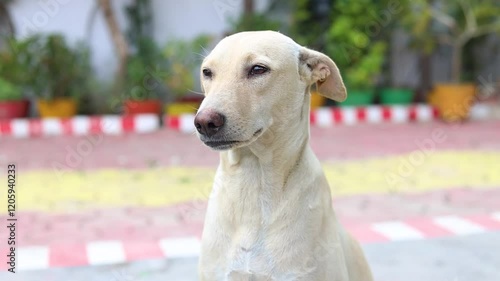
[195,31,346,150]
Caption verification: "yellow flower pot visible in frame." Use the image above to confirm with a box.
[428,84,476,122]
[310,91,326,109]
[37,98,77,118]
[165,102,200,116]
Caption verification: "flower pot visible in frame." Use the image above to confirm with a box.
[124,99,162,115]
[166,102,200,116]
[428,83,476,122]
[0,100,30,119]
[38,98,77,118]
[380,88,414,105]
[310,91,326,109]
[339,89,375,106]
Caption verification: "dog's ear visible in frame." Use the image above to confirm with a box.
[299,47,347,102]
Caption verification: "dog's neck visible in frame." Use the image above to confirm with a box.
[219,91,312,192]
[215,91,322,232]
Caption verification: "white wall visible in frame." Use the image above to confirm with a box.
[8,0,270,80]
[7,1,499,91]
[151,0,269,44]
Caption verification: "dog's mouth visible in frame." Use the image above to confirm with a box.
[204,140,242,150]
[203,128,264,150]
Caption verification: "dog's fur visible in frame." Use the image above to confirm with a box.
[195,31,373,281]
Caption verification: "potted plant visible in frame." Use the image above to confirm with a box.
[341,42,386,106]
[325,0,387,106]
[163,35,212,116]
[291,0,388,107]
[0,78,28,119]
[31,34,91,118]
[380,86,415,105]
[119,0,165,115]
[372,1,416,106]
[121,38,164,115]
[401,0,500,121]
[291,0,333,108]
[0,37,35,119]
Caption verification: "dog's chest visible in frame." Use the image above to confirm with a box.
[223,233,300,281]
[204,160,326,280]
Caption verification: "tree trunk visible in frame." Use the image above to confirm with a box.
[451,42,463,83]
[0,2,15,37]
[97,0,129,88]
[418,52,432,102]
[244,0,254,15]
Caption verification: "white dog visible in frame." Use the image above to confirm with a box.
[194,31,373,281]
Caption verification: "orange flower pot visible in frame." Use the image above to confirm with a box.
[123,99,162,115]
[37,98,77,118]
[310,91,326,109]
[428,84,476,122]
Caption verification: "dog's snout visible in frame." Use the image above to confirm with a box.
[194,110,226,137]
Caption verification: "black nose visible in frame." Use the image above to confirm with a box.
[194,110,225,137]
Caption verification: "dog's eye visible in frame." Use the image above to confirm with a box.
[248,65,269,77]
[202,68,213,79]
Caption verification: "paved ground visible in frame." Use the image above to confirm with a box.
[1,121,499,214]
[0,120,499,280]
[1,188,499,246]
[4,232,500,281]
[1,120,499,170]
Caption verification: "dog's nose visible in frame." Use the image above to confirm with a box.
[194,110,225,137]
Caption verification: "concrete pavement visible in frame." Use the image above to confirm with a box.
[3,232,500,281]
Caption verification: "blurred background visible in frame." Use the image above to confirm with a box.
[0,0,499,280]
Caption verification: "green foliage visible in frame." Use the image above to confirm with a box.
[123,38,164,101]
[401,0,500,52]
[35,34,92,100]
[399,0,436,54]
[290,0,390,89]
[231,13,282,33]
[345,42,387,89]
[0,77,22,101]
[291,0,331,49]
[162,35,212,97]
[0,36,37,91]
[122,35,212,101]
[0,34,90,100]
[122,0,163,101]
[400,0,500,82]
[125,0,153,49]
[325,0,389,89]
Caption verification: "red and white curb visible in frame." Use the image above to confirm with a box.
[0,104,494,137]
[2,212,499,271]
[166,104,440,133]
[165,104,494,133]
[310,104,438,127]
[0,114,159,138]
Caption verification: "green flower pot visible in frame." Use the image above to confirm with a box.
[380,88,414,105]
[339,89,375,106]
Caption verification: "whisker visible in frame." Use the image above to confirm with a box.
[186,105,199,111]
[200,46,210,56]
[188,89,205,96]
[194,51,207,59]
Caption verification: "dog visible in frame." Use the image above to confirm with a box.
[194,31,373,281]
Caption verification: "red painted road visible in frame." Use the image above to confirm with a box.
[1,121,499,270]
[0,187,498,247]
[1,120,499,170]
